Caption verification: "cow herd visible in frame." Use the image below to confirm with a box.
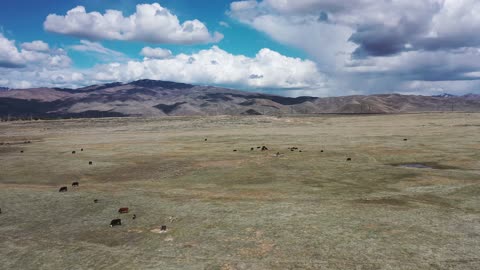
[57,180,142,228]
[2,137,411,231]
[230,143,358,162]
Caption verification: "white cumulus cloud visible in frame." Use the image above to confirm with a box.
[0,34,71,69]
[140,47,173,59]
[1,46,328,95]
[91,46,327,91]
[21,40,50,52]
[44,4,223,44]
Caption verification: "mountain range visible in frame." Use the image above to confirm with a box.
[1,80,479,119]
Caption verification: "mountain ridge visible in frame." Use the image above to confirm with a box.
[1,80,480,119]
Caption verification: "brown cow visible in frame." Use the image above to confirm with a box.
[118,207,129,214]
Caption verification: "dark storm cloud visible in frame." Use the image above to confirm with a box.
[349,25,410,58]
[0,61,26,68]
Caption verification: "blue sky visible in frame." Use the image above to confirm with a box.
[1,0,480,96]
[0,0,305,68]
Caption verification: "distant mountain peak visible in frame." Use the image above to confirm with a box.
[129,79,194,89]
[433,93,456,98]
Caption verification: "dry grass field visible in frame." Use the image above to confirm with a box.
[0,113,479,270]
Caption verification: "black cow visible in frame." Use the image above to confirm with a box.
[110,219,121,227]
[233,149,237,152]
[20,150,24,153]
[59,186,68,192]
[132,214,136,220]
[346,158,352,161]
[89,161,93,165]
[261,146,268,151]
[321,150,324,153]
[403,138,408,141]
[0,208,2,214]
[251,147,254,151]
[72,182,79,187]
[204,138,208,142]
[72,151,76,154]
[94,199,99,203]
[81,148,84,151]
[161,225,167,231]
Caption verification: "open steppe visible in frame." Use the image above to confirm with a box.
[0,113,479,269]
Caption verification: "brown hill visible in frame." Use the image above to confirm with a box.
[1,79,479,119]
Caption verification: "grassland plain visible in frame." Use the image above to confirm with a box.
[0,113,479,270]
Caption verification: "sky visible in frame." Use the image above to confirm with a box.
[0,0,480,97]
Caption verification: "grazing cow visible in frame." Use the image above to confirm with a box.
[321,150,324,153]
[89,161,93,165]
[403,138,408,141]
[110,219,121,227]
[251,147,254,151]
[59,186,68,192]
[72,182,79,187]
[81,148,84,151]
[257,146,261,149]
[233,149,237,152]
[261,146,268,151]
[94,199,99,203]
[276,152,280,156]
[346,158,352,161]
[205,138,208,141]
[299,150,302,152]
[118,207,129,214]
[72,151,76,154]
[20,150,24,153]
[132,214,136,220]
[161,225,167,231]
